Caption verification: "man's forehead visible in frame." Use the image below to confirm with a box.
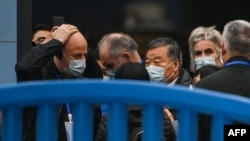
[99,41,110,53]
[146,47,168,57]
[100,43,112,61]
[33,30,50,39]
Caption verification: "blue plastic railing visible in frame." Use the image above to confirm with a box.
[0,79,250,141]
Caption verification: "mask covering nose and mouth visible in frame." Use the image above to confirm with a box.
[63,53,86,78]
[146,65,165,82]
[146,61,174,83]
[194,56,217,70]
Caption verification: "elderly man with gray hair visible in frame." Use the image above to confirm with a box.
[98,32,141,79]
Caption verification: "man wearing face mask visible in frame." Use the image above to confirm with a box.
[145,37,193,86]
[15,24,102,141]
[188,26,225,72]
[98,32,141,79]
[52,32,88,79]
[97,32,141,116]
[145,37,193,137]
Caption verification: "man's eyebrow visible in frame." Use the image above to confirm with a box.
[205,48,213,51]
[105,63,114,68]
[154,56,163,59]
[146,55,162,59]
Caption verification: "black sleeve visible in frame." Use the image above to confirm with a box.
[198,114,211,141]
[93,105,102,140]
[193,80,212,141]
[95,114,108,141]
[15,39,63,82]
[163,114,176,141]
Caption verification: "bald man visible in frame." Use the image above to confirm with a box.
[16,24,102,80]
[16,24,78,81]
[54,32,88,78]
[15,24,101,141]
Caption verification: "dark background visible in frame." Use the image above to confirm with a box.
[30,0,250,69]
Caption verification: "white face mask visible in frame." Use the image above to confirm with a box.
[194,56,216,70]
[146,62,173,83]
[63,53,86,77]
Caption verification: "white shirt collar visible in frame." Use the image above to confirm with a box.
[168,77,178,87]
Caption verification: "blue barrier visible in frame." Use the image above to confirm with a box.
[0,79,250,141]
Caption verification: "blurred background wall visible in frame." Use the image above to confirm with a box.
[31,0,250,69]
[2,0,249,84]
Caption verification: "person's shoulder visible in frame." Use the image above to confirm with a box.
[195,70,221,88]
[179,68,194,81]
[181,68,194,77]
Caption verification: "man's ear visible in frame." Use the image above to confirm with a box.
[122,52,131,61]
[221,42,227,55]
[221,41,230,63]
[173,59,180,72]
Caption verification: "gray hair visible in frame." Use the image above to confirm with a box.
[188,26,222,71]
[98,33,138,58]
[146,37,182,62]
[222,20,250,59]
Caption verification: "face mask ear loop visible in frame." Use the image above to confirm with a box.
[218,50,224,64]
[213,54,223,67]
[163,61,175,82]
[61,53,71,70]
[63,53,70,61]
[164,60,175,70]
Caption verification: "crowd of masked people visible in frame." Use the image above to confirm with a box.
[13,19,250,141]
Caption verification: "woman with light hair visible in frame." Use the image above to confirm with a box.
[188,26,224,72]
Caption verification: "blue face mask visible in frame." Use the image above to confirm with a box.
[64,59,86,77]
[146,65,166,83]
[194,56,216,70]
[146,62,174,83]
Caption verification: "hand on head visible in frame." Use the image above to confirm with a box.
[51,24,78,44]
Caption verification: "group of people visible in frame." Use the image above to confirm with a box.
[14,19,250,141]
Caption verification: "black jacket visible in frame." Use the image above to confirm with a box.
[15,39,103,81]
[95,106,176,141]
[15,39,102,141]
[170,68,193,119]
[196,56,250,141]
[196,56,250,96]
[175,68,193,87]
